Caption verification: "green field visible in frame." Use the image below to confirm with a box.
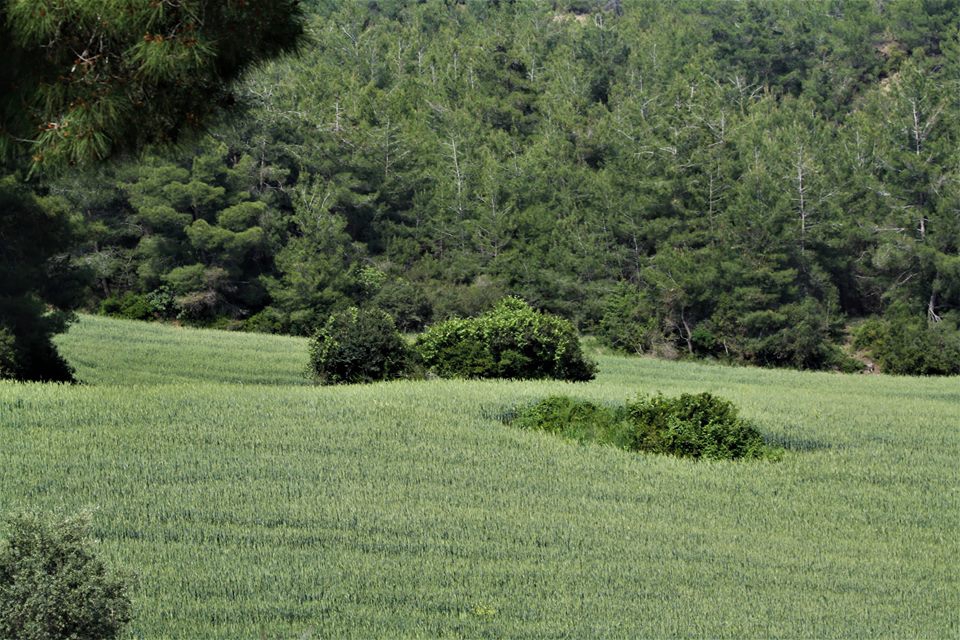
[1,314,957,638]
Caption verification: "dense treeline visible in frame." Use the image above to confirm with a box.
[52,0,960,373]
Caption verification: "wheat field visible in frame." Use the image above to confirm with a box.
[0,315,956,638]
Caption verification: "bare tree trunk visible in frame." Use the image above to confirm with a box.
[928,290,941,323]
[680,310,694,355]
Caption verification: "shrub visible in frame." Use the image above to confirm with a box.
[626,393,777,460]
[99,292,153,320]
[0,328,17,380]
[100,288,175,321]
[416,297,596,381]
[308,307,415,384]
[737,299,850,371]
[0,511,131,640]
[851,318,885,352]
[508,392,780,461]
[852,313,960,375]
[510,396,629,447]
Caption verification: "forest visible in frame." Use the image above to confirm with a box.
[11,0,960,375]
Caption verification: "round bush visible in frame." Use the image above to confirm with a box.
[0,511,131,640]
[626,392,776,460]
[416,297,596,381]
[308,307,414,384]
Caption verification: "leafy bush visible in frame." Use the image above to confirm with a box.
[0,178,81,383]
[308,307,415,384]
[851,318,885,352]
[416,297,596,381]
[508,392,780,461]
[510,396,629,447]
[99,292,153,320]
[100,288,175,321]
[852,313,960,375]
[598,285,856,372]
[0,511,131,640]
[626,393,777,460]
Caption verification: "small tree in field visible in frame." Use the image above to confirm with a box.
[0,511,131,640]
[308,307,416,384]
[416,297,597,381]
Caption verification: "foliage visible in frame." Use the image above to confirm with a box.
[597,285,674,357]
[511,392,779,461]
[0,0,306,167]
[0,511,131,640]
[626,393,779,461]
[0,0,306,381]
[308,307,415,384]
[509,395,629,448]
[853,313,960,375]
[416,298,596,381]
[99,288,174,321]
[0,178,78,382]
[735,299,856,372]
[10,0,960,375]
[0,304,74,384]
[7,315,956,637]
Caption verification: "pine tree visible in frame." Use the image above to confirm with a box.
[0,0,305,381]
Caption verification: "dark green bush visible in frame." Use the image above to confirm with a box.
[509,392,780,461]
[598,284,855,372]
[597,285,665,356]
[0,511,132,640]
[308,307,415,384]
[851,318,885,352]
[852,314,960,375]
[416,297,596,382]
[99,288,175,321]
[510,396,629,447]
[508,393,780,460]
[737,299,851,371]
[626,393,777,460]
[99,292,153,320]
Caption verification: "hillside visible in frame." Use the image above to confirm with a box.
[1,315,956,637]
[43,0,960,376]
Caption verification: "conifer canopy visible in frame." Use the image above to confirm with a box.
[0,0,306,168]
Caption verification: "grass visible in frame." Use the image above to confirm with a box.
[0,313,957,638]
[53,314,311,386]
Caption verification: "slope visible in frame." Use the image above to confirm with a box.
[0,315,956,638]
